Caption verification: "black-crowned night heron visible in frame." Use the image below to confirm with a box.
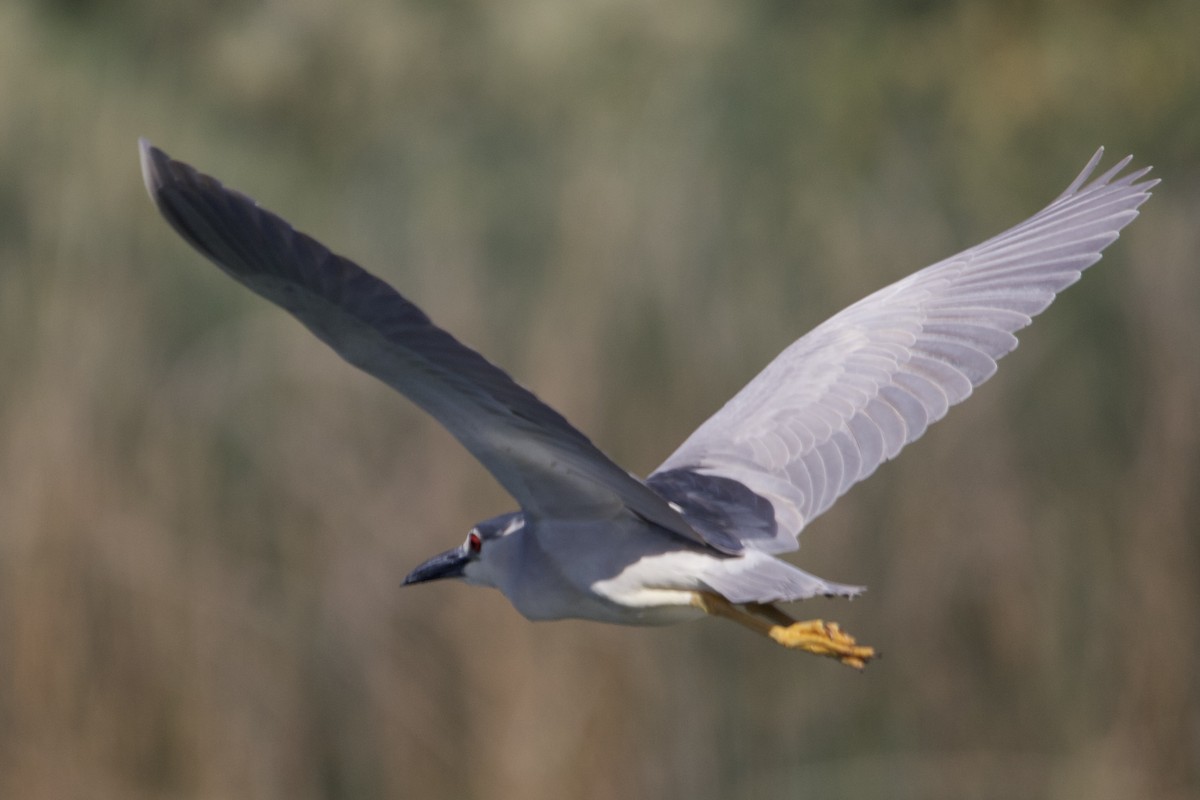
[141,140,1154,668]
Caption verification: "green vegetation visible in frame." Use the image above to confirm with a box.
[1,1,1197,797]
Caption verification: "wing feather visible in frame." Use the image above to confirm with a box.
[140,141,709,547]
[655,150,1156,553]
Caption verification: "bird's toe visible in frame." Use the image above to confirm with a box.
[769,619,878,669]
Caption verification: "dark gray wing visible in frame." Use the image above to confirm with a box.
[139,141,717,547]
[655,149,1156,554]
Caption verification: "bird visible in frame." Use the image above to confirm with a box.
[140,139,1155,668]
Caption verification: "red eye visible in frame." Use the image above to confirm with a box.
[467,532,482,554]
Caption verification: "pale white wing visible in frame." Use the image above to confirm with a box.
[140,141,709,546]
[655,150,1156,553]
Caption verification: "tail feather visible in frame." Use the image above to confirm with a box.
[701,551,863,604]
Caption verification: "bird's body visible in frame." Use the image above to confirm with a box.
[464,512,856,625]
[472,514,708,625]
[141,140,1155,667]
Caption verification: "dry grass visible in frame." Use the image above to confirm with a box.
[1,2,1198,798]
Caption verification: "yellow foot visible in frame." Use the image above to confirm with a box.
[768,619,878,669]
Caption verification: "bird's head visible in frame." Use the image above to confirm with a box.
[402,512,524,589]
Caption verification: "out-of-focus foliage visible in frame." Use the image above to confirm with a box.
[1,1,1197,798]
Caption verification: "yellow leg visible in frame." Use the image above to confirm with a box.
[745,602,798,627]
[693,593,878,669]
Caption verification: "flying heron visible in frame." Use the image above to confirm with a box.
[141,141,1154,668]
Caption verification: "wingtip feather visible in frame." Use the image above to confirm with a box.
[1056,147,1105,200]
[1091,153,1135,188]
[138,138,171,205]
[1051,149,1159,209]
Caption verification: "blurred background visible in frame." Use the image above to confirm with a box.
[1,1,1197,798]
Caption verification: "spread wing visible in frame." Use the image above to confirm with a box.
[654,149,1156,554]
[139,140,713,547]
